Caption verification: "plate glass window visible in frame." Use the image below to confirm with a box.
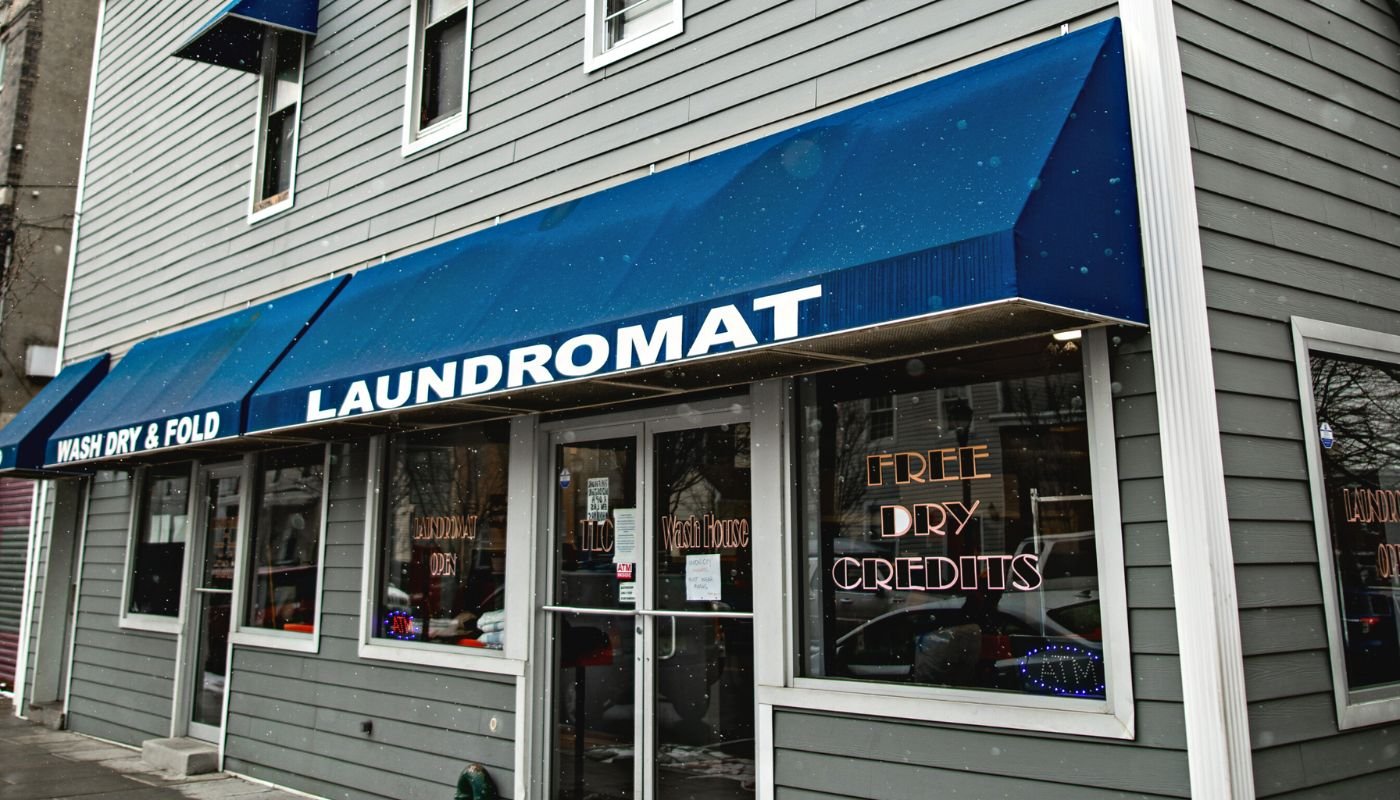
[244,446,325,634]
[252,30,303,214]
[412,0,470,139]
[128,463,192,616]
[1309,350,1400,691]
[798,337,1106,699]
[375,421,510,649]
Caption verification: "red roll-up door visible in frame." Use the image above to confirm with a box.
[0,478,34,690]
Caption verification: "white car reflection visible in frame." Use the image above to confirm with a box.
[832,589,1104,697]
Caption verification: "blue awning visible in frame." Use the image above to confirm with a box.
[0,355,109,477]
[173,0,318,72]
[46,278,346,467]
[244,19,1144,433]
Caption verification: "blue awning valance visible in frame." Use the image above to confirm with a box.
[173,0,318,72]
[45,279,345,467]
[0,355,109,477]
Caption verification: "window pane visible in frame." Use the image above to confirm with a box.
[1310,350,1400,690]
[603,0,672,49]
[377,421,510,648]
[653,425,752,612]
[261,106,296,200]
[798,337,1105,698]
[129,463,191,616]
[421,10,466,129]
[257,32,300,205]
[244,446,325,632]
[269,32,300,110]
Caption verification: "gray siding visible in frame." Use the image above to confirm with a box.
[222,442,517,800]
[1177,0,1400,794]
[64,470,178,744]
[70,0,1126,358]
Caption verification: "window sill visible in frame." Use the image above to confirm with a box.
[402,113,467,157]
[118,613,181,635]
[248,191,294,224]
[1337,689,1400,730]
[359,639,525,675]
[762,678,1133,740]
[229,628,318,654]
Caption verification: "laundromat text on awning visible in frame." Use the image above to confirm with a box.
[302,284,824,423]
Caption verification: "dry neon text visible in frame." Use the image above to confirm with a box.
[834,446,1044,593]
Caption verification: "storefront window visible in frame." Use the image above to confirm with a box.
[128,463,192,617]
[244,445,325,634]
[798,337,1105,698]
[375,421,510,649]
[1308,349,1400,691]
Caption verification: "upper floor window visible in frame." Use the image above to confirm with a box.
[583,0,683,72]
[250,30,304,220]
[404,0,472,153]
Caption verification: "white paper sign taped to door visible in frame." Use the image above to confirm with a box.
[685,553,722,602]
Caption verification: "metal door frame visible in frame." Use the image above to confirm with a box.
[530,396,754,800]
[176,460,248,743]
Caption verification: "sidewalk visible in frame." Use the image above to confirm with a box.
[0,698,305,800]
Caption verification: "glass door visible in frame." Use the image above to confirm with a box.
[543,411,755,800]
[646,423,754,798]
[548,431,640,799]
[187,463,241,742]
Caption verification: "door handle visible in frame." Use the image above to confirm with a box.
[657,616,678,660]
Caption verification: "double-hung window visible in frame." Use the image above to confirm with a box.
[404,0,472,153]
[583,0,683,72]
[250,30,304,219]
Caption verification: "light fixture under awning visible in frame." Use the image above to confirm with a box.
[45,278,346,468]
[0,354,109,477]
[173,0,318,72]
[242,19,1143,433]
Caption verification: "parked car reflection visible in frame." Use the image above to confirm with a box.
[1343,587,1400,688]
[831,590,1104,697]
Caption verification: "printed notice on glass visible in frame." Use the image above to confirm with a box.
[618,582,636,603]
[586,478,609,521]
[613,508,637,563]
[686,553,722,601]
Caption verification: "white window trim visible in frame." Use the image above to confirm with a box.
[1292,317,1400,730]
[228,446,330,655]
[357,418,533,675]
[582,0,683,73]
[401,0,473,157]
[247,32,305,224]
[118,462,197,635]
[753,329,1136,739]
